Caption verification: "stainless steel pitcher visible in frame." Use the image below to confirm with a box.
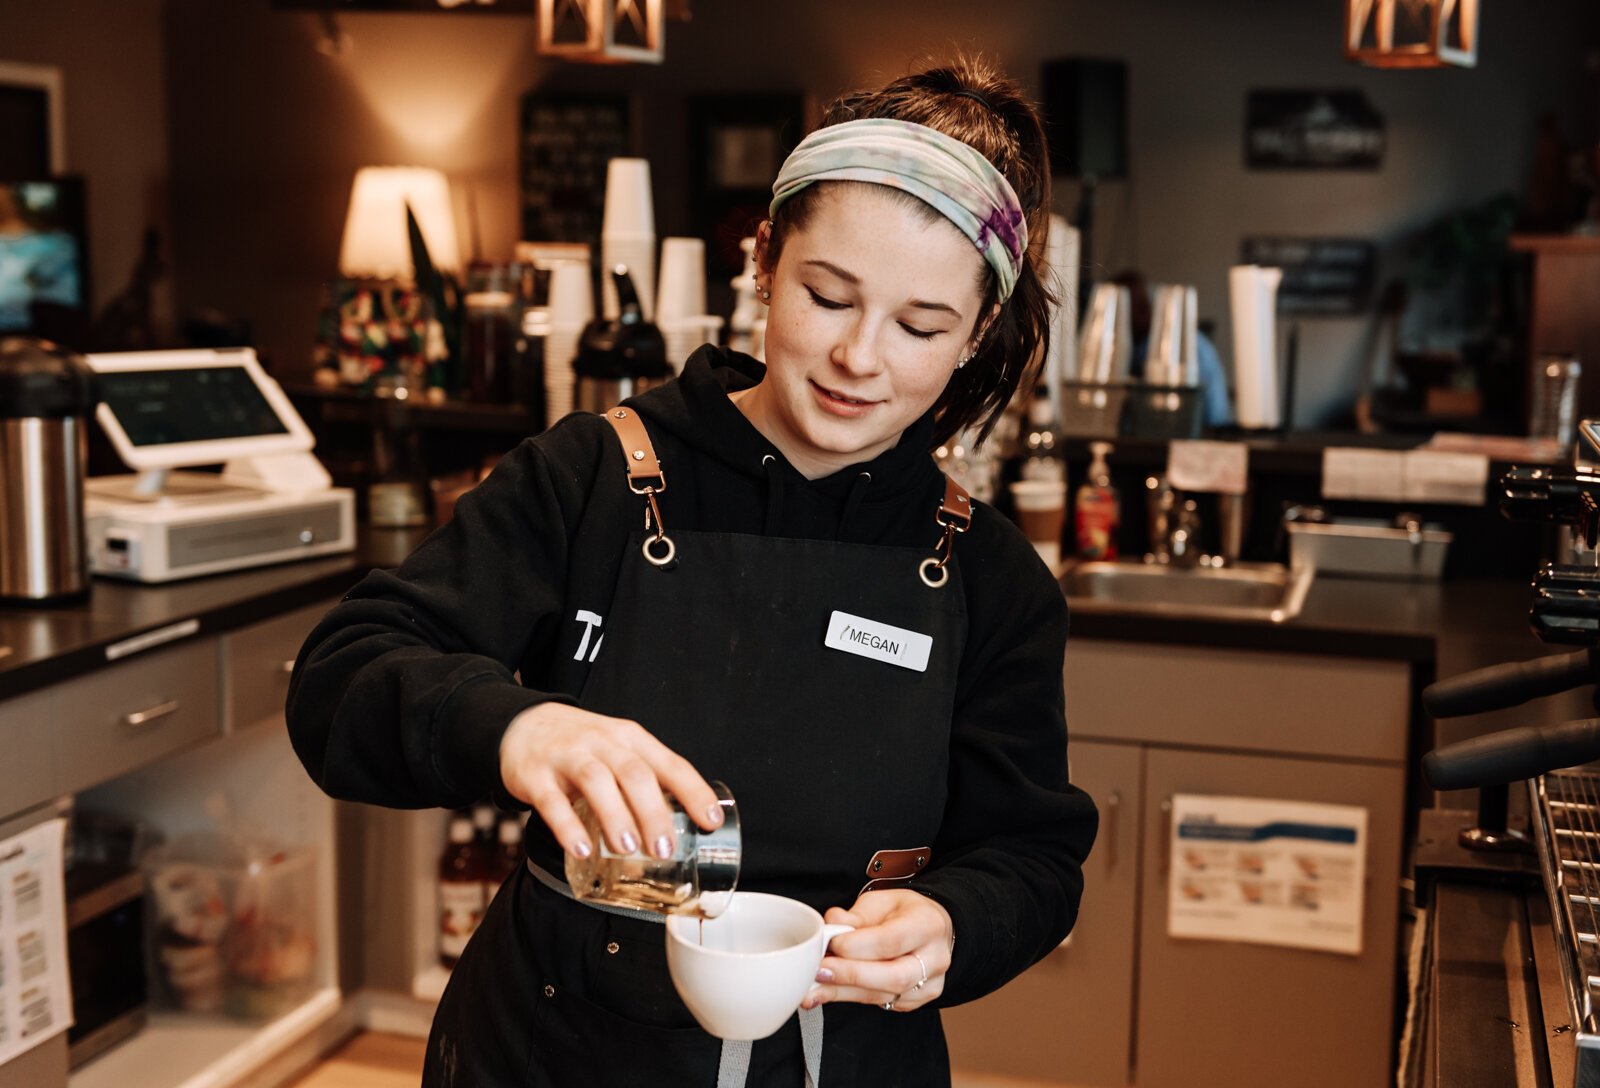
[0,337,97,603]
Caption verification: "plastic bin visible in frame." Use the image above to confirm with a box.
[143,833,317,1019]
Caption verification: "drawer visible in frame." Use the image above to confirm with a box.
[53,638,221,797]
[225,600,336,732]
[0,684,60,818]
[1065,639,1410,762]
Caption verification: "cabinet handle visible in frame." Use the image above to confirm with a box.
[121,699,180,728]
[1104,790,1121,870]
[1157,796,1173,880]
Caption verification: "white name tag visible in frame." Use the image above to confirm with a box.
[824,611,932,673]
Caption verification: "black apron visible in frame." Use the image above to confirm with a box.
[426,409,970,1087]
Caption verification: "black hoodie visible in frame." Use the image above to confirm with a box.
[287,346,1097,1006]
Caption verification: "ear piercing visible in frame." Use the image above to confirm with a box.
[753,273,771,302]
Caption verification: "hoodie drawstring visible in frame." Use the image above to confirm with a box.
[761,455,785,536]
[838,472,872,540]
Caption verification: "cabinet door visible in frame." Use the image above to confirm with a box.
[944,739,1142,1087]
[1136,748,1404,1088]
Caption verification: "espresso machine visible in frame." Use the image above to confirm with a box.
[1414,423,1600,1087]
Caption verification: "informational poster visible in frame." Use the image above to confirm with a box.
[0,818,72,1064]
[1239,236,1377,316]
[1168,795,1367,956]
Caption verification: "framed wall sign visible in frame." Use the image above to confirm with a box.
[519,92,634,252]
[689,93,806,278]
[1245,90,1385,170]
[1240,236,1377,315]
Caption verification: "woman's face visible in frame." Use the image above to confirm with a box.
[746,184,991,479]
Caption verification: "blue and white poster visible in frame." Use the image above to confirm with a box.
[1168,795,1367,956]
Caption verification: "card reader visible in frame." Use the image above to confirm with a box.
[83,348,356,583]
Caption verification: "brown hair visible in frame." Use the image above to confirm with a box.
[762,55,1054,449]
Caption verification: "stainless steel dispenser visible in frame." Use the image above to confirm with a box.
[574,265,671,414]
[0,337,97,603]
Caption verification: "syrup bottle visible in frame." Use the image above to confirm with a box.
[439,811,487,968]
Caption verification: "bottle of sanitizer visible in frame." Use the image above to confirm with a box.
[1074,441,1121,561]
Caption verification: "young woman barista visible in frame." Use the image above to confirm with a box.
[287,57,1098,1087]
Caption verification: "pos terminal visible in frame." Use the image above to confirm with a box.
[83,348,355,583]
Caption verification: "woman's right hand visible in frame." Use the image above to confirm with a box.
[499,702,723,861]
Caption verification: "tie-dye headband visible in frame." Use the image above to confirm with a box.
[770,118,1028,301]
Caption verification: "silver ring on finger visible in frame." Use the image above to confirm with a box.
[912,951,929,989]
[882,1000,895,1011]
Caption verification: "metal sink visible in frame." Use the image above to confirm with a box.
[1061,560,1314,624]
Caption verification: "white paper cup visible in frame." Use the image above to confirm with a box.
[546,260,594,329]
[665,892,853,1041]
[602,158,655,238]
[657,237,707,324]
[662,315,724,374]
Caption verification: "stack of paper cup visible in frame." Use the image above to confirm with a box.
[601,158,655,321]
[662,315,725,373]
[1229,264,1283,429]
[1075,284,1132,384]
[656,237,706,323]
[1147,285,1199,387]
[545,259,593,422]
[1043,214,1080,423]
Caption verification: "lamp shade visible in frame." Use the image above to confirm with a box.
[338,166,462,281]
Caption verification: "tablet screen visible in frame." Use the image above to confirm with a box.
[97,366,291,446]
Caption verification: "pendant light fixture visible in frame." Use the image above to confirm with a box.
[537,0,664,64]
[1345,0,1479,69]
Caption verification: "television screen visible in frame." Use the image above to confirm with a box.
[0,178,87,335]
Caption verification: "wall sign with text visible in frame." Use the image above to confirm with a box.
[1240,236,1377,316]
[1245,90,1385,170]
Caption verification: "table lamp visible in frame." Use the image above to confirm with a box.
[319,167,460,394]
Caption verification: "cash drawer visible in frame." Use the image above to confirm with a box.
[225,600,333,733]
[54,639,220,798]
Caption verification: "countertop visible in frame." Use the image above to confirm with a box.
[0,527,1551,703]
[0,529,421,701]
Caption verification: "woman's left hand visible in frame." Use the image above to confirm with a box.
[802,889,953,1012]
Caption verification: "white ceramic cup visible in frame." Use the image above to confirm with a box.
[665,892,853,1041]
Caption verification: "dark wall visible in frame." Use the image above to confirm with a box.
[148,0,1600,421]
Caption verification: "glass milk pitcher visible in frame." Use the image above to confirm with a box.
[565,781,740,918]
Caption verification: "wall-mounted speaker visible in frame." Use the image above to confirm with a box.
[1042,58,1129,179]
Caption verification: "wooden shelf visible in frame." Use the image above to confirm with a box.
[1509,232,1600,255]
[70,988,340,1088]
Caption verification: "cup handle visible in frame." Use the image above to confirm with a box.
[822,923,854,948]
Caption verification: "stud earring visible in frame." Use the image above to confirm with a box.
[752,273,771,302]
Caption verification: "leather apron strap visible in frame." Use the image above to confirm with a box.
[526,859,825,1088]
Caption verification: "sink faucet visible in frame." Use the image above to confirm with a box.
[1147,475,1209,567]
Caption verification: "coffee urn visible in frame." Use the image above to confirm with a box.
[574,266,671,414]
[0,337,97,603]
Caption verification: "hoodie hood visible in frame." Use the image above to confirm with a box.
[628,344,942,505]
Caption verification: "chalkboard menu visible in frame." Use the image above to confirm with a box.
[1240,236,1376,316]
[519,93,635,252]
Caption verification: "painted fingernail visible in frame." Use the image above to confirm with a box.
[815,968,834,983]
[620,831,639,854]
[705,804,724,827]
[654,835,674,859]
[572,840,592,859]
